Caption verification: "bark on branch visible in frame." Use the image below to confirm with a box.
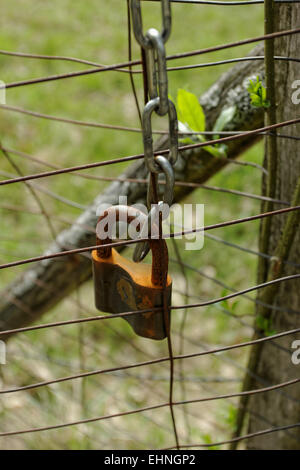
[0,46,265,336]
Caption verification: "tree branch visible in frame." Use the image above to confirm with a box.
[0,45,265,337]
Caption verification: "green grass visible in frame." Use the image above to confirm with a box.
[0,0,264,450]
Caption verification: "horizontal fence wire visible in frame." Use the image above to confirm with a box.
[0,274,300,338]
[1,103,300,142]
[0,118,299,187]
[1,1,299,450]
[1,50,300,74]
[164,423,300,450]
[1,327,300,395]
[2,28,299,89]
[0,380,299,438]
[0,144,290,204]
[0,205,299,270]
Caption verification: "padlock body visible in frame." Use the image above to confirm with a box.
[92,248,172,340]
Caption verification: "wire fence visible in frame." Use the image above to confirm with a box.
[0,0,299,450]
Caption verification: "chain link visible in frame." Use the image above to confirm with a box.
[130,0,172,49]
[142,97,178,173]
[145,28,169,115]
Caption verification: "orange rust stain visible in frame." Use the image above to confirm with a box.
[92,248,172,288]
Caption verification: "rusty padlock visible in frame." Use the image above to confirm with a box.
[92,205,172,340]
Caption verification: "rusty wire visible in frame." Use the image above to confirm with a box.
[1,102,299,142]
[0,379,299,439]
[0,327,299,395]
[1,49,299,75]
[2,28,299,90]
[4,260,292,412]
[164,423,300,449]
[1,275,299,339]
[1,117,300,187]
[0,205,299,271]
[0,142,290,206]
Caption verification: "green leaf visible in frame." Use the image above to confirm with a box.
[213,106,236,134]
[250,94,262,107]
[175,88,228,158]
[177,88,205,132]
[247,76,270,109]
[248,76,260,94]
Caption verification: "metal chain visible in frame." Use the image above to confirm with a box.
[142,97,178,172]
[130,1,180,449]
[130,0,178,172]
[130,0,178,261]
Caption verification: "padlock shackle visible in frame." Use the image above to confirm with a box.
[95,205,169,287]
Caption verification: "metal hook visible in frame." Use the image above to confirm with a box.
[133,155,174,262]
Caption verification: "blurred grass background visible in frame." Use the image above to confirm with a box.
[0,0,264,449]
